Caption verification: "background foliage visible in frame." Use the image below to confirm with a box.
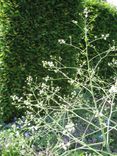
[0,0,83,122]
[84,0,117,80]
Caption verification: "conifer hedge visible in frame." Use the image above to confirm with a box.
[85,0,117,80]
[0,0,82,122]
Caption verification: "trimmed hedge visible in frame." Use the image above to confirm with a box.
[0,0,83,122]
[84,0,117,80]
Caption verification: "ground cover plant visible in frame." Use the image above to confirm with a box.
[0,0,117,156]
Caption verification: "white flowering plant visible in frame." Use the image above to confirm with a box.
[0,7,117,156]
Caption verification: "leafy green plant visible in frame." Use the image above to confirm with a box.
[0,126,34,156]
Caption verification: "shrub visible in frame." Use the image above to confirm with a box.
[84,0,117,81]
[0,0,83,122]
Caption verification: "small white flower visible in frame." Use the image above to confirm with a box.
[110,45,116,51]
[58,39,66,44]
[85,13,88,18]
[42,61,47,67]
[84,8,88,18]
[84,27,88,32]
[65,122,75,133]
[47,61,54,67]
[101,34,104,37]
[101,34,109,40]
[84,7,88,13]
[27,76,33,82]
[106,34,109,37]
[45,75,50,82]
[41,83,46,88]
[28,94,32,97]
[104,37,107,40]
[11,95,19,101]
[59,141,70,150]
[114,61,117,65]
[72,20,78,24]
[109,85,117,94]
[68,79,74,85]
[71,91,77,96]
[59,142,67,150]
[39,90,44,94]
[66,142,70,147]
[62,129,67,135]
[24,100,29,105]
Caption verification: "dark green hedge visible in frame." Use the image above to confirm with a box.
[0,0,83,122]
[84,0,117,80]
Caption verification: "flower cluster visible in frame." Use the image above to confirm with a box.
[109,79,117,94]
[11,95,22,102]
[63,122,75,135]
[42,61,55,68]
[109,85,117,94]
[101,34,109,40]
[58,39,66,44]
[84,7,89,18]
[58,141,70,150]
